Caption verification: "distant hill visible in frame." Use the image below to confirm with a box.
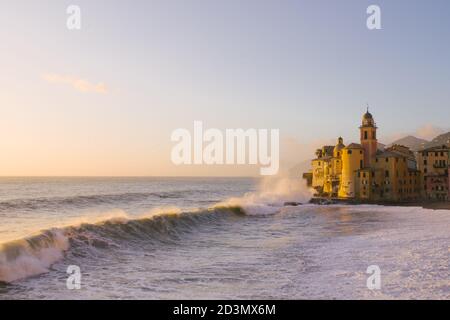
[423,132,450,149]
[388,135,429,151]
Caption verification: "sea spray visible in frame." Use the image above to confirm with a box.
[214,177,314,215]
[0,230,69,283]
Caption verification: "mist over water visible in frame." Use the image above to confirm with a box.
[216,177,314,215]
[0,177,448,299]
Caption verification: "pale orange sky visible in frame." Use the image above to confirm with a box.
[1,1,449,176]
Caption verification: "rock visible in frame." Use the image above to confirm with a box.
[283,201,302,206]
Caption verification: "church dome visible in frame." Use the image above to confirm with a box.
[333,137,345,157]
[361,109,375,127]
[363,111,373,120]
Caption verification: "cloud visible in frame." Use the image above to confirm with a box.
[42,73,107,94]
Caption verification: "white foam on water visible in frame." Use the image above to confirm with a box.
[0,206,195,283]
[0,230,69,283]
[215,177,314,215]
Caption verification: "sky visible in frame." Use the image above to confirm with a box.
[0,0,449,176]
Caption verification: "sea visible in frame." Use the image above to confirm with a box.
[0,177,448,299]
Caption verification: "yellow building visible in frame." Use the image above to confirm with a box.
[307,110,422,202]
[310,139,345,197]
[324,137,345,196]
[311,145,334,194]
[338,143,364,198]
[355,148,421,202]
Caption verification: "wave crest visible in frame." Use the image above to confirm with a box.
[0,206,240,283]
[0,229,69,283]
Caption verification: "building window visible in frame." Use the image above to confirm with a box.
[364,131,368,140]
[360,160,363,169]
[348,150,352,155]
[424,159,427,165]
[372,131,376,139]
[385,170,389,177]
[385,158,388,162]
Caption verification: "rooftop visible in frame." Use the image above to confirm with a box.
[345,143,363,149]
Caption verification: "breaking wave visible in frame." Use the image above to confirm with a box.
[0,177,313,283]
[0,229,69,283]
[0,206,242,283]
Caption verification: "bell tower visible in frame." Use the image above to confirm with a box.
[360,107,377,167]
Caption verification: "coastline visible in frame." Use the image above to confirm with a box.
[309,197,450,210]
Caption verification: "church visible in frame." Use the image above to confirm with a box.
[304,110,422,202]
